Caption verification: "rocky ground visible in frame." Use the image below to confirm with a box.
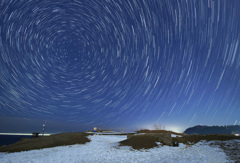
[209,140,240,162]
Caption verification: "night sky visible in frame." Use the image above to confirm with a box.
[1,0,240,133]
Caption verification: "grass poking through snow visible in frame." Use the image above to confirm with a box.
[0,133,92,153]
[119,135,159,150]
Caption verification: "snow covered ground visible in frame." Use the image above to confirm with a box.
[0,135,230,163]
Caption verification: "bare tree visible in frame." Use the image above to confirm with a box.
[153,123,161,130]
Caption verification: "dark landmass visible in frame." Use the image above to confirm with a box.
[184,125,240,135]
[0,132,92,153]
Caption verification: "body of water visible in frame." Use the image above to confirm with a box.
[0,135,33,146]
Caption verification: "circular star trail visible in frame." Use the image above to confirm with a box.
[1,0,240,129]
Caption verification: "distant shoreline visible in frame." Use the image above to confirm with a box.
[0,133,51,136]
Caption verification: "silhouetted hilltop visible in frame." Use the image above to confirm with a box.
[184,125,240,135]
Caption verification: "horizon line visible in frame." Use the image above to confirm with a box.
[0,133,51,136]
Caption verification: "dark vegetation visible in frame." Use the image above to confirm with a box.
[119,134,159,149]
[0,132,91,153]
[172,134,240,145]
[136,129,185,136]
[119,129,240,150]
[184,125,240,135]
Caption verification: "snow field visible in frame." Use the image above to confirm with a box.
[0,135,228,163]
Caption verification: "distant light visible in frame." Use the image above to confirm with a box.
[167,126,183,133]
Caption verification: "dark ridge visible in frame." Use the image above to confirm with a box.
[184,125,240,135]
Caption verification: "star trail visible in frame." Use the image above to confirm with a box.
[0,0,240,132]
